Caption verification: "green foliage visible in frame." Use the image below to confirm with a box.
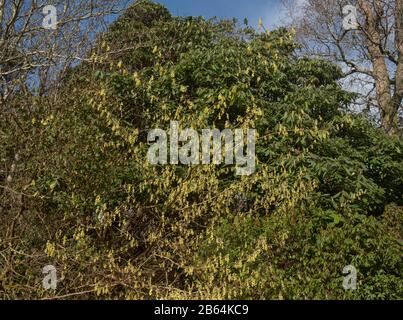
[195,205,402,299]
[1,0,402,299]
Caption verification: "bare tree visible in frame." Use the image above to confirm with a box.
[284,0,403,135]
[0,0,144,287]
[0,0,133,109]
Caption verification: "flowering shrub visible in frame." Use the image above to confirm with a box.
[1,1,401,299]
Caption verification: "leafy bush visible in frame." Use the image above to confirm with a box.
[1,0,401,299]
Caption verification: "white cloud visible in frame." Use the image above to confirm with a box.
[265,0,307,28]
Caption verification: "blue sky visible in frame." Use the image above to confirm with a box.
[153,0,286,29]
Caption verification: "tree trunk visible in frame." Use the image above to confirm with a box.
[393,0,403,135]
[359,0,402,135]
